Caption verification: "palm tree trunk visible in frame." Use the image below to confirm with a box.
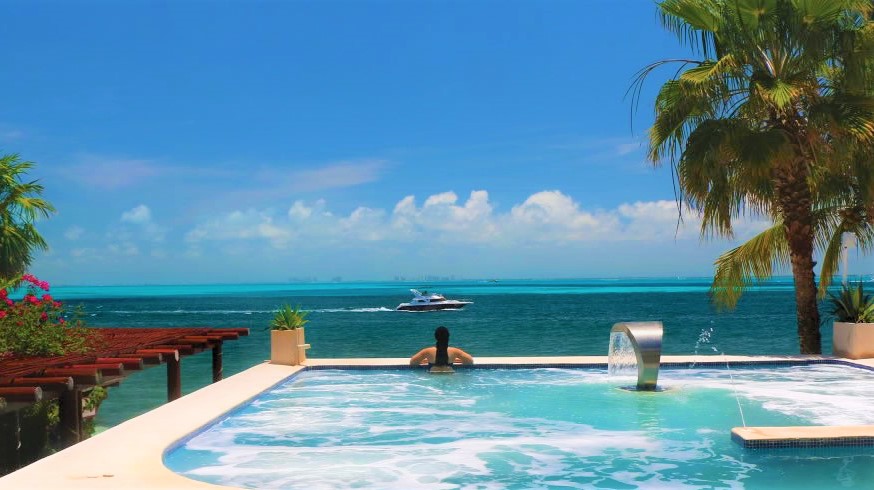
[774,157,822,354]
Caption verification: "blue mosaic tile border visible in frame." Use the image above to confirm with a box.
[732,432,874,449]
[305,358,874,373]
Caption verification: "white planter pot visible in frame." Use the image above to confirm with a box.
[270,328,310,365]
[833,321,874,359]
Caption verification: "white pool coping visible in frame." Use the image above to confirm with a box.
[0,354,872,489]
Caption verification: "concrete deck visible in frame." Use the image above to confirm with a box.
[0,355,871,489]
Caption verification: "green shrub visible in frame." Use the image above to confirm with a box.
[828,282,874,323]
[0,274,95,356]
[270,304,309,330]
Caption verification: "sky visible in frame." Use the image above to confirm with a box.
[1,0,870,285]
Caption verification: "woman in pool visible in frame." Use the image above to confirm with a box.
[410,326,474,372]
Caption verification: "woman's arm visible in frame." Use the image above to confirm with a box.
[409,348,432,366]
[450,347,474,365]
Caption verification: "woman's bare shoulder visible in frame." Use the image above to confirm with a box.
[448,346,474,364]
[410,346,436,365]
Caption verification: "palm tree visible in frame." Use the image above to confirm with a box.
[638,1,874,354]
[0,154,55,281]
[712,142,874,308]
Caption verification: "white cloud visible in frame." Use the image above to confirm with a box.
[184,191,771,252]
[285,160,386,192]
[250,160,388,198]
[186,209,292,248]
[121,205,152,224]
[615,142,641,156]
[64,155,163,190]
[423,192,458,207]
[339,207,387,241]
[64,226,85,241]
[507,191,614,242]
[288,200,313,220]
[108,242,139,256]
[617,200,691,240]
[288,199,330,221]
[70,247,97,258]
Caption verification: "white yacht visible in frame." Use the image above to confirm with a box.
[396,289,472,312]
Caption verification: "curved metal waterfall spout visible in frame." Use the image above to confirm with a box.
[611,321,663,391]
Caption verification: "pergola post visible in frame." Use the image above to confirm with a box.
[0,410,21,471]
[212,342,223,383]
[58,389,82,447]
[167,354,181,401]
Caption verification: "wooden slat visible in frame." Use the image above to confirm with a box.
[136,349,180,361]
[43,368,102,385]
[99,376,124,388]
[151,344,195,355]
[7,377,74,391]
[123,352,163,365]
[183,335,223,344]
[70,363,125,377]
[173,338,209,346]
[0,387,42,403]
[96,357,145,370]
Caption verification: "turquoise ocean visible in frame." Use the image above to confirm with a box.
[49,277,840,429]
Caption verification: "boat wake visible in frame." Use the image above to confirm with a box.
[102,307,395,315]
[313,307,394,313]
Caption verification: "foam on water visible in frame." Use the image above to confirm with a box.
[103,306,395,315]
[165,366,874,489]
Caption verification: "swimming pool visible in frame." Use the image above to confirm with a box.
[165,364,874,489]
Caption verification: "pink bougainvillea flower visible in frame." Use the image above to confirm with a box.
[42,294,53,303]
[0,311,6,319]
[40,312,48,321]
[0,289,7,298]
[6,299,14,306]
[59,318,66,324]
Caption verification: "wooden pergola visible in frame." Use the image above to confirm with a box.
[0,327,248,448]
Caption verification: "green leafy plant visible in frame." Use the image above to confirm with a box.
[270,304,309,331]
[83,386,108,413]
[828,283,874,323]
[82,387,108,437]
[0,154,56,281]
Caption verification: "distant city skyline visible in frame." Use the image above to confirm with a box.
[2,0,870,285]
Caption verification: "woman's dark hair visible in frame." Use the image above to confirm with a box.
[434,326,450,366]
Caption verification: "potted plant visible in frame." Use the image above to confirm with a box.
[269,304,311,365]
[830,283,874,359]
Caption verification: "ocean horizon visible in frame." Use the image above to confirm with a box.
[36,275,813,299]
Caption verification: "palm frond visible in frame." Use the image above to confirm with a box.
[659,0,721,56]
[711,221,789,309]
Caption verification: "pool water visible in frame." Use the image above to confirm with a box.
[165,365,874,489]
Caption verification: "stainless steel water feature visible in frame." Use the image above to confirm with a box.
[610,321,663,391]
